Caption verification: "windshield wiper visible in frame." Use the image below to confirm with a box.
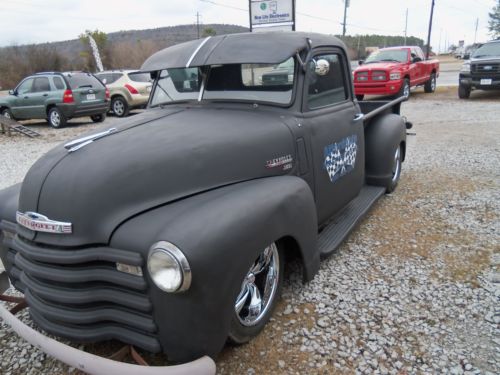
[380,59,400,62]
[364,60,380,64]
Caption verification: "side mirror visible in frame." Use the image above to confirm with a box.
[358,60,364,66]
[8,89,16,96]
[314,59,330,76]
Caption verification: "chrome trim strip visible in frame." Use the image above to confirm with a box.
[64,128,117,153]
[0,303,216,375]
[16,211,72,234]
[186,37,211,68]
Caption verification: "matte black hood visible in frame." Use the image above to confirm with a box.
[17,107,295,246]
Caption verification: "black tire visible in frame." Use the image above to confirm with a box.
[111,96,129,117]
[91,113,106,123]
[356,94,364,101]
[424,73,436,93]
[228,242,284,344]
[398,78,410,100]
[1,108,15,120]
[47,107,67,128]
[384,145,402,193]
[458,84,471,99]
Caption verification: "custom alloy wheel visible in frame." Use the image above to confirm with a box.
[386,145,402,193]
[228,242,284,344]
[399,79,410,100]
[112,97,129,117]
[424,73,436,93]
[1,109,13,119]
[48,107,66,128]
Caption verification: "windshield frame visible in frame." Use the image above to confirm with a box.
[148,58,298,109]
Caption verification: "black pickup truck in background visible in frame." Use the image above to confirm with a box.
[459,39,500,99]
[0,32,411,372]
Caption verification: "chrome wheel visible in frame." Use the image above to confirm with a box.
[391,146,401,184]
[2,110,11,119]
[50,110,61,127]
[235,243,280,327]
[431,76,436,91]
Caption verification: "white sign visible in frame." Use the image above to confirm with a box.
[250,0,295,30]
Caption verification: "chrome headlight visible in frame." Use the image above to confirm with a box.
[461,62,471,73]
[148,241,191,293]
[390,71,401,80]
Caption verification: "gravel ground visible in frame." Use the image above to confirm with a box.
[1,90,499,374]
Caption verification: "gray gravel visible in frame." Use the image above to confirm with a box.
[1,93,499,374]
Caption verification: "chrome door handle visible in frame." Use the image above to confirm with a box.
[353,113,364,122]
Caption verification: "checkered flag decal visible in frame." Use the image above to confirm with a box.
[323,135,358,183]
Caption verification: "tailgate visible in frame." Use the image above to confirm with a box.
[65,73,107,106]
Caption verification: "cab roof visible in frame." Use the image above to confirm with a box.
[140,31,345,71]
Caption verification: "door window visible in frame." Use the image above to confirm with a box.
[32,77,51,92]
[307,54,348,110]
[17,78,34,94]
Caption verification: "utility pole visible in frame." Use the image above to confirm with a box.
[196,12,201,39]
[425,0,435,59]
[404,8,408,46]
[342,0,349,37]
[474,18,478,44]
[438,28,442,54]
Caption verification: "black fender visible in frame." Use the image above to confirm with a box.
[0,184,21,282]
[110,175,319,362]
[364,113,406,186]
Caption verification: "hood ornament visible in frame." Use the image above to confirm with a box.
[64,128,117,153]
[16,211,72,234]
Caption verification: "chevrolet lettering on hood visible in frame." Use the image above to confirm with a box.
[16,211,72,234]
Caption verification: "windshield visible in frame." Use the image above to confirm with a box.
[149,57,295,106]
[365,49,408,64]
[472,42,500,58]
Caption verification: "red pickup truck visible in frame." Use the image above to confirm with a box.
[353,46,440,100]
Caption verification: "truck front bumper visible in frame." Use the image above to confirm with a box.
[354,80,403,96]
[459,73,500,90]
[0,289,216,375]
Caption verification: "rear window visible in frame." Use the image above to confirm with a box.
[65,73,104,89]
[129,73,152,83]
[96,73,122,84]
[53,76,65,90]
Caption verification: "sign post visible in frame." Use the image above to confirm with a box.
[249,0,296,32]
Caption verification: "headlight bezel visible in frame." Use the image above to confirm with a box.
[147,241,192,293]
[390,71,401,80]
[461,62,471,73]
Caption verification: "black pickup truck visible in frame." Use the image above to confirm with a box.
[459,39,500,98]
[0,32,410,372]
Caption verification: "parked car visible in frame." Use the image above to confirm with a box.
[260,58,295,85]
[353,46,440,100]
[0,32,411,372]
[459,39,500,99]
[0,72,109,128]
[95,70,152,117]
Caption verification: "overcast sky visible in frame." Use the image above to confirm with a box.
[0,0,496,51]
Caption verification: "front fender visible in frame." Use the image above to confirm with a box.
[365,113,406,185]
[110,176,319,362]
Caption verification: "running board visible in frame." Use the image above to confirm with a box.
[318,185,385,259]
